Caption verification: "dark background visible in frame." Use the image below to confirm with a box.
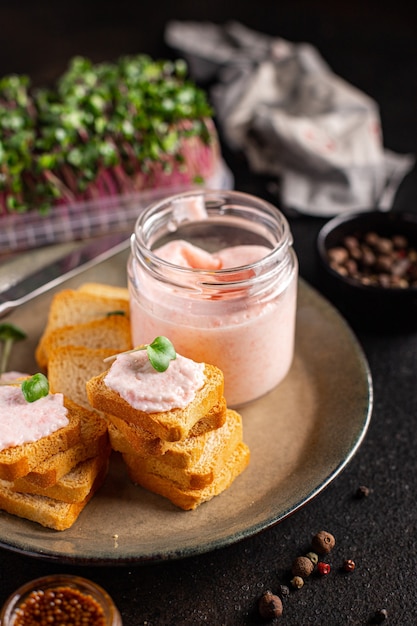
[1,2,417,625]
[1,0,416,156]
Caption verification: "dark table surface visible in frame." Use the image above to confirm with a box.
[1,2,417,625]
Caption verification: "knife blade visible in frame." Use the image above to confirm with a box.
[0,232,131,318]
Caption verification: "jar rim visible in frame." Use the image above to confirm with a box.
[132,189,293,278]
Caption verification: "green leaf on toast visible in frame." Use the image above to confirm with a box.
[21,373,49,402]
[146,336,176,372]
[103,335,176,372]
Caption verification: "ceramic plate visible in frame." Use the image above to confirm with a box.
[0,248,372,564]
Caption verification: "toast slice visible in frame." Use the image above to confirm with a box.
[125,441,250,510]
[77,282,129,301]
[106,397,227,461]
[41,315,132,368]
[12,451,111,503]
[35,288,130,368]
[0,465,107,530]
[86,363,224,442]
[0,402,81,481]
[122,408,244,490]
[13,403,109,488]
[48,346,114,409]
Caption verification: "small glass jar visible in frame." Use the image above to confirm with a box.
[128,189,298,406]
[0,574,122,625]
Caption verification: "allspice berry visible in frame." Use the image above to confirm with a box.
[311,530,335,555]
[258,590,283,620]
[292,555,314,578]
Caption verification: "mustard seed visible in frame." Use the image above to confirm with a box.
[12,586,106,626]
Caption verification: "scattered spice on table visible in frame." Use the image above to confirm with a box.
[343,559,356,573]
[316,561,331,576]
[371,608,389,623]
[291,555,315,578]
[258,590,283,620]
[355,484,371,499]
[311,530,336,555]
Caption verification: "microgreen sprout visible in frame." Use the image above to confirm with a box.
[0,55,213,215]
[21,372,50,402]
[0,372,50,402]
[0,323,27,376]
[104,336,176,372]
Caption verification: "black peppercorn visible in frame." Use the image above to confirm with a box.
[371,608,388,623]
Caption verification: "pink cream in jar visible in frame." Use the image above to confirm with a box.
[128,190,298,406]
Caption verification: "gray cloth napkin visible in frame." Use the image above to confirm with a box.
[165,20,415,216]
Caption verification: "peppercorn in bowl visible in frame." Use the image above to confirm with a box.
[316,210,417,330]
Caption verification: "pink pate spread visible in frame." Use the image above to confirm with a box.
[156,240,269,269]
[104,350,205,413]
[130,240,297,406]
[0,386,69,451]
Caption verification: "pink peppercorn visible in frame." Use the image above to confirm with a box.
[343,559,356,572]
[316,562,331,576]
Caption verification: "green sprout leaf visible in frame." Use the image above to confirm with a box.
[0,54,214,215]
[0,323,27,376]
[146,336,176,372]
[103,335,176,372]
[21,373,50,402]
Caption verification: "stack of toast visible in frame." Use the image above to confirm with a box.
[0,283,129,530]
[0,399,111,530]
[0,281,250,530]
[87,360,250,511]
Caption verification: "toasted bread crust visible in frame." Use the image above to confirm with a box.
[14,404,109,488]
[106,398,227,460]
[0,466,107,530]
[86,363,224,442]
[36,288,130,368]
[12,451,111,503]
[42,315,132,367]
[48,346,114,409]
[123,409,243,490]
[0,403,81,481]
[126,442,250,510]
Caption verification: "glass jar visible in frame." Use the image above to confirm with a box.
[0,575,122,625]
[128,189,298,406]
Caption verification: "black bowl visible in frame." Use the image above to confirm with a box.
[316,210,417,331]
